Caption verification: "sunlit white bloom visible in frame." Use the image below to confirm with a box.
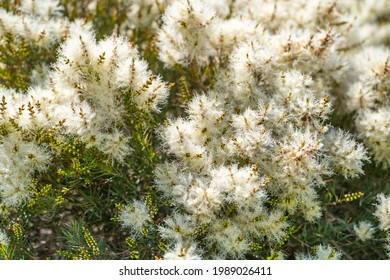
[207,220,251,259]
[157,0,217,67]
[354,221,376,241]
[119,200,151,233]
[300,198,322,223]
[154,1,370,258]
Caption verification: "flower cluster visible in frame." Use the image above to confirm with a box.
[345,47,390,168]
[157,0,257,67]
[153,0,369,259]
[157,0,390,170]
[0,1,90,48]
[1,23,168,208]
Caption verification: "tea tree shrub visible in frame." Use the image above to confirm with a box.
[0,0,389,260]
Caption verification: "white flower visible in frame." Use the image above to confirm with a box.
[18,0,63,19]
[157,0,217,67]
[354,221,376,241]
[345,82,376,112]
[324,128,369,178]
[347,47,390,110]
[356,108,390,168]
[314,245,342,260]
[163,242,202,260]
[374,193,390,231]
[227,109,272,158]
[296,245,342,260]
[119,0,171,31]
[94,131,131,163]
[119,200,151,233]
[0,133,51,207]
[207,220,251,259]
[210,164,267,204]
[0,7,91,48]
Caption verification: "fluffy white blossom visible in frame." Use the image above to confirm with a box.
[354,221,376,242]
[1,29,168,163]
[0,7,90,48]
[232,0,351,33]
[157,0,260,67]
[295,245,342,260]
[346,47,390,112]
[324,129,369,178]
[0,132,51,207]
[343,46,390,168]
[2,0,388,260]
[374,194,390,231]
[163,242,202,260]
[119,200,151,233]
[54,31,169,114]
[157,0,217,67]
[159,213,197,242]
